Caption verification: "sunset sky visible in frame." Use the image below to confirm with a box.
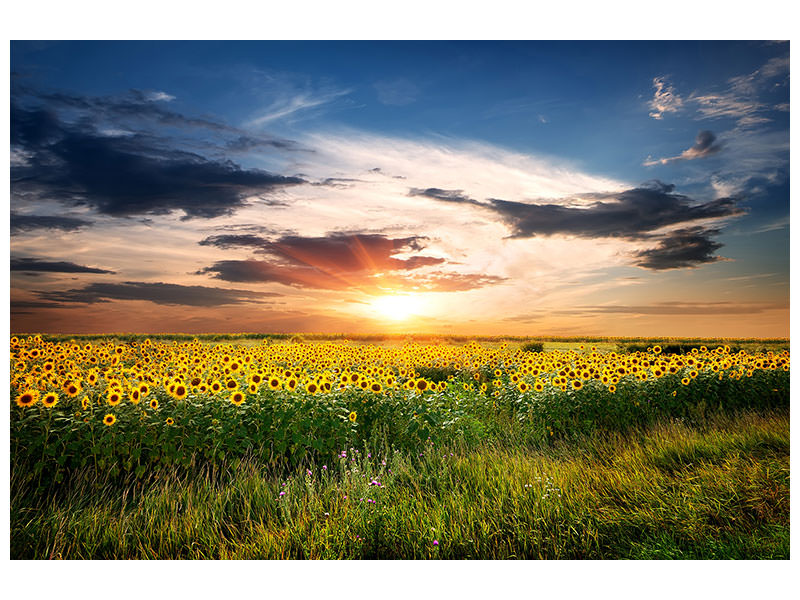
[9,40,790,337]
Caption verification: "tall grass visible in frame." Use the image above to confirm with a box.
[11,409,789,559]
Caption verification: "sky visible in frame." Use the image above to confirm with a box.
[8,40,790,337]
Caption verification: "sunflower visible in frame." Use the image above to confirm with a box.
[139,383,150,397]
[130,389,141,404]
[268,377,282,391]
[107,391,122,406]
[517,381,529,393]
[103,414,116,426]
[225,379,238,390]
[349,411,357,423]
[81,396,91,410]
[16,390,39,408]
[230,391,245,406]
[149,398,159,410]
[608,384,616,394]
[681,377,691,386]
[286,378,298,392]
[415,379,428,392]
[305,382,318,394]
[248,383,258,394]
[65,382,81,397]
[42,392,59,407]
[571,379,583,390]
[370,382,383,393]
[165,417,174,426]
[173,384,188,400]
[210,380,222,393]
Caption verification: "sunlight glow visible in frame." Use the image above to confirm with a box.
[369,294,425,321]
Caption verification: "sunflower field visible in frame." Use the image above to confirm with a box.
[9,335,789,492]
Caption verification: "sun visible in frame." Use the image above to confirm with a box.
[369,293,425,321]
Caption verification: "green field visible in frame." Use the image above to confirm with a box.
[9,334,790,559]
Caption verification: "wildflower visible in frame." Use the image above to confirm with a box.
[433,540,439,546]
[349,411,357,422]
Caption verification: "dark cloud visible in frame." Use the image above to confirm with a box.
[631,226,725,270]
[198,232,447,290]
[21,87,235,133]
[411,181,742,243]
[10,87,307,219]
[11,300,71,310]
[200,260,505,293]
[313,177,365,188]
[486,182,742,240]
[10,213,93,234]
[11,257,115,274]
[408,187,482,205]
[35,281,279,307]
[201,232,442,270]
[687,130,724,158]
[225,135,305,153]
[644,130,724,165]
[409,181,742,270]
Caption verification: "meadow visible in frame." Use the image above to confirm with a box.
[9,334,790,559]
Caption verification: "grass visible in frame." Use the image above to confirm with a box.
[11,409,789,559]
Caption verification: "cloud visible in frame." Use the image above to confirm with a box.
[198,232,449,290]
[199,260,505,293]
[648,77,684,119]
[570,301,784,315]
[10,103,305,219]
[649,55,788,127]
[407,187,482,206]
[247,89,351,127]
[23,87,233,132]
[466,181,742,240]
[10,213,93,233]
[643,130,723,166]
[11,257,115,274]
[144,91,176,102]
[630,226,725,270]
[35,281,279,307]
[224,134,306,153]
[374,78,419,106]
[686,54,789,127]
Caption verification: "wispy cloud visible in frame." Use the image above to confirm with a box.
[569,301,785,316]
[650,55,789,127]
[643,130,723,166]
[11,257,115,274]
[247,89,351,127]
[648,76,684,119]
[145,90,176,102]
[36,281,279,307]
